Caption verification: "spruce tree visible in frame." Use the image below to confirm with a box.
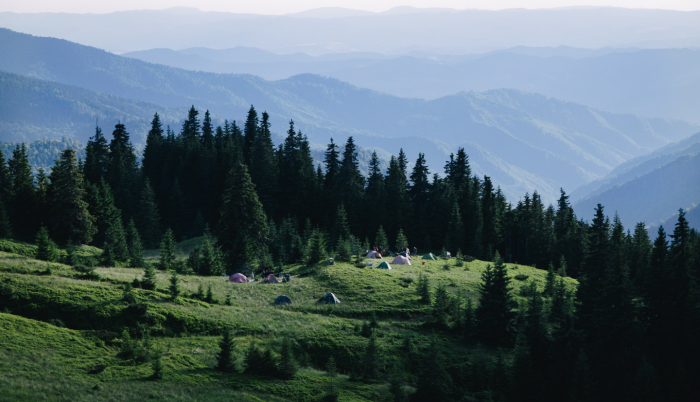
[195,234,224,276]
[336,137,365,233]
[304,229,327,265]
[35,226,58,262]
[362,333,382,380]
[159,228,178,271]
[323,138,340,191]
[462,298,476,342]
[476,251,516,347]
[330,203,351,246]
[0,196,12,239]
[446,202,464,253]
[137,179,161,249]
[417,273,431,304]
[249,111,278,216]
[106,123,139,218]
[126,218,145,268]
[544,262,557,296]
[216,330,236,372]
[325,356,338,400]
[142,263,157,291]
[216,163,268,269]
[83,124,109,184]
[102,207,129,265]
[141,113,165,194]
[8,143,37,240]
[48,149,96,244]
[431,284,451,327]
[242,105,258,165]
[395,228,408,251]
[279,338,298,380]
[374,225,388,249]
[411,336,452,402]
[169,271,180,299]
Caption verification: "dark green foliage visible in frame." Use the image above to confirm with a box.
[151,351,164,380]
[430,284,451,328]
[374,226,388,249]
[325,356,339,401]
[137,180,161,249]
[416,273,431,304]
[362,333,382,380]
[0,195,12,239]
[188,234,223,276]
[35,226,58,262]
[544,262,557,296]
[278,338,298,380]
[142,264,157,291]
[126,218,145,268]
[243,343,277,376]
[168,271,179,299]
[462,298,476,342]
[205,285,214,303]
[216,330,236,372]
[411,336,452,402]
[330,204,351,247]
[8,143,37,240]
[216,163,268,269]
[476,252,516,347]
[395,229,408,251]
[106,123,139,218]
[305,229,327,265]
[335,237,352,262]
[102,209,128,266]
[158,228,178,271]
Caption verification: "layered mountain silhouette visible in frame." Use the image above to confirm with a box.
[0,28,697,205]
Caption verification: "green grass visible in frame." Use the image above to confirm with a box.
[0,239,578,401]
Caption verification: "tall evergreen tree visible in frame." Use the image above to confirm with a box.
[323,138,341,191]
[476,251,516,347]
[242,105,258,165]
[48,149,96,245]
[102,208,129,266]
[126,218,145,268]
[137,180,161,249]
[141,113,165,196]
[336,137,365,235]
[330,203,351,247]
[249,111,278,215]
[83,124,109,185]
[159,228,178,271]
[216,163,268,269]
[35,226,58,262]
[201,110,214,147]
[106,123,139,218]
[374,225,388,249]
[181,105,201,142]
[216,330,236,372]
[8,143,37,240]
[362,333,382,380]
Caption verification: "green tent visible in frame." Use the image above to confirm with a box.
[422,253,438,260]
[376,261,391,269]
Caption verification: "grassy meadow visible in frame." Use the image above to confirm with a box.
[0,237,577,401]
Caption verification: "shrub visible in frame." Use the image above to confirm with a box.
[514,274,529,281]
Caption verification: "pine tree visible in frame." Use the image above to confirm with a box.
[35,226,58,262]
[558,255,568,277]
[126,218,145,268]
[362,333,382,380]
[141,113,165,193]
[216,330,236,372]
[323,138,341,191]
[330,203,351,246]
[169,271,180,299]
[279,337,298,380]
[84,124,109,185]
[48,149,96,245]
[336,137,365,235]
[544,262,557,296]
[476,251,516,347]
[0,145,13,238]
[374,226,388,249]
[181,105,201,142]
[395,228,408,251]
[431,284,451,327]
[194,233,224,276]
[242,105,258,165]
[249,111,278,216]
[305,229,327,265]
[159,228,178,271]
[417,273,431,304]
[216,163,268,269]
[412,336,452,402]
[106,123,139,218]
[142,263,157,291]
[137,179,161,249]
[8,143,37,240]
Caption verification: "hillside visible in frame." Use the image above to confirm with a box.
[573,152,700,229]
[1,29,698,203]
[0,239,576,401]
[125,47,700,123]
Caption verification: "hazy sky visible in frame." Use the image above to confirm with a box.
[2,1,700,14]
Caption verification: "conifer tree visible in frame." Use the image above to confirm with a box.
[142,113,165,193]
[417,273,431,304]
[126,218,145,268]
[395,228,408,251]
[412,336,452,402]
[330,203,351,246]
[0,196,11,239]
[242,105,258,165]
[194,233,224,276]
[216,163,268,269]
[431,284,451,327]
[544,262,557,296]
[279,338,298,380]
[106,123,139,218]
[166,179,186,240]
[216,330,236,372]
[364,151,385,229]
[35,226,58,262]
[84,124,109,184]
[374,225,388,249]
[323,138,341,191]
[336,137,365,234]
[249,111,278,215]
[0,146,11,207]
[102,209,129,265]
[181,106,201,142]
[8,143,37,240]
[476,251,516,347]
[48,149,96,244]
[362,333,382,380]
[34,168,50,228]
[558,255,568,277]
[201,110,214,147]
[169,271,180,299]
[142,263,157,291]
[305,229,327,265]
[446,202,464,252]
[137,179,161,249]
[159,228,178,271]
[462,298,476,342]
[325,356,338,400]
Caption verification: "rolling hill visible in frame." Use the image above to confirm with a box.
[1,28,698,203]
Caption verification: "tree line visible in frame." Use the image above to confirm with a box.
[0,105,699,400]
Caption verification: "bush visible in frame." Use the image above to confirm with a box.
[514,274,529,281]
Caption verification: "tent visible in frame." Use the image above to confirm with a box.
[266,274,279,283]
[366,251,382,259]
[274,295,292,305]
[318,292,340,304]
[229,273,248,283]
[391,255,412,265]
[422,253,438,260]
[326,258,335,265]
[376,261,391,269]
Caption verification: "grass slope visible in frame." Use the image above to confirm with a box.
[0,240,577,401]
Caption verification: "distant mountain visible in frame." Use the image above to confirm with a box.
[1,29,698,204]
[2,7,700,54]
[572,144,700,229]
[123,46,700,124]
[653,204,700,232]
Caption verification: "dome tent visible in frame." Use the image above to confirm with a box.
[266,274,279,283]
[391,255,412,265]
[366,251,382,259]
[274,295,292,305]
[318,292,340,304]
[376,261,391,269]
[422,253,438,260]
[229,273,247,283]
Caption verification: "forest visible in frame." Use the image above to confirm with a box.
[1,105,699,402]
